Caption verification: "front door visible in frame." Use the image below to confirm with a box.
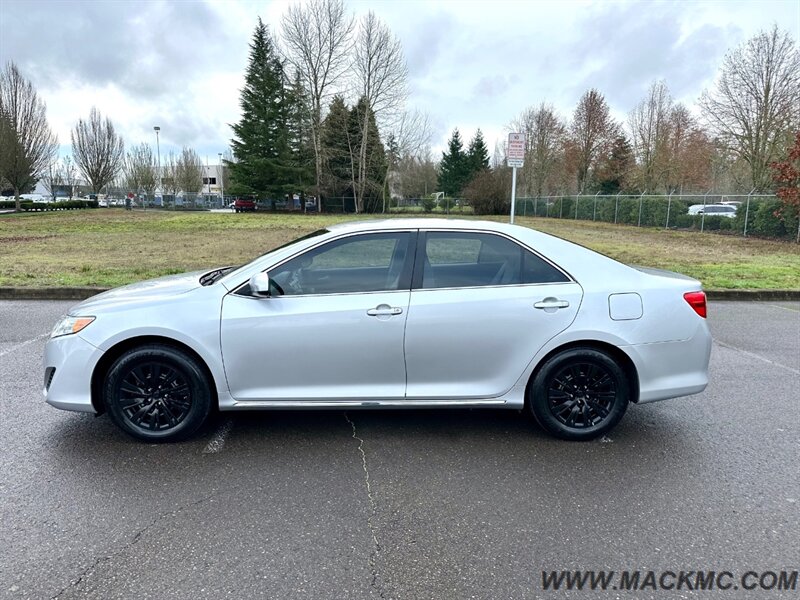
[221,231,415,401]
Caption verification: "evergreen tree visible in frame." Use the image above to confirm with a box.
[349,96,386,213]
[319,95,386,213]
[286,70,315,202]
[438,128,469,196]
[467,129,490,179]
[321,95,353,203]
[596,135,634,194]
[386,134,400,167]
[229,19,294,198]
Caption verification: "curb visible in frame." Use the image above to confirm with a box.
[0,287,109,301]
[705,289,800,301]
[1,286,799,302]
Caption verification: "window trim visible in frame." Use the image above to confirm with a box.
[231,229,418,298]
[411,229,574,291]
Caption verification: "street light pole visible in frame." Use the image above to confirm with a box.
[153,126,161,210]
[218,152,224,208]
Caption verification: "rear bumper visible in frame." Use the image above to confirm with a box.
[623,320,712,404]
[43,334,104,413]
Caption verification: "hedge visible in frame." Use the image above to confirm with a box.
[0,199,98,211]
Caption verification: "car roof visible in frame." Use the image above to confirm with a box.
[327,218,535,236]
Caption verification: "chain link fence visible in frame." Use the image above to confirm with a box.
[105,188,800,242]
[513,193,799,241]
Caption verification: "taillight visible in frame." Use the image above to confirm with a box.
[683,291,707,318]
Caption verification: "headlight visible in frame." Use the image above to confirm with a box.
[51,316,95,338]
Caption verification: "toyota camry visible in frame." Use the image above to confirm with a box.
[44,219,711,442]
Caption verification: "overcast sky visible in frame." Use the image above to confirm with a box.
[1,0,798,163]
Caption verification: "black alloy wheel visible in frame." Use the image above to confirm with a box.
[529,348,629,441]
[103,345,211,442]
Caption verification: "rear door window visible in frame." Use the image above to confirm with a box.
[419,232,568,289]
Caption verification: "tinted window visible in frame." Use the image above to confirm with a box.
[420,232,568,289]
[268,232,411,295]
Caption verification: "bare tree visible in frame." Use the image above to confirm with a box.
[175,146,203,200]
[41,159,62,201]
[0,62,58,211]
[395,153,438,201]
[700,26,800,190]
[0,110,14,192]
[512,103,566,197]
[71,106,124,194]
[60,155,78,199]
[628,80,673,192]
[124,143,157,200]
[383,108,431,210]
[141,156,157,201]
[490,139,506,170]
[161,151,179,205]
[123,149,143,196]
[281,0,354,211]
[352,11,408,212]
[570,89,617,193]
[663,103,715,192]
[393,109,431,161]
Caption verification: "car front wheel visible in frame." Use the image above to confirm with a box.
[103,345,212,442]
[529,347,629,441]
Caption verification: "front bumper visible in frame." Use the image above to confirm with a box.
[43,334,104,413]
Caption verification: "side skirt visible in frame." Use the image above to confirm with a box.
[219,399,511,411]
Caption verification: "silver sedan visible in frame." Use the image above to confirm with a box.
[44,219,711,442]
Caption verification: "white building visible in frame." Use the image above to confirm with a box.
[199,163,226,198]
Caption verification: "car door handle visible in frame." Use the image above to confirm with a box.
[534,298,570,310]
[367,306,403,317]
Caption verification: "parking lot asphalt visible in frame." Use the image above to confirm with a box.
[1,300,798,599]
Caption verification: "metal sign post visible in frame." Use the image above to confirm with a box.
[510,167,518,223]
[507,133,525,223]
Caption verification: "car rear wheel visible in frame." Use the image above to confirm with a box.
[529,347,629,441]
[103,345,211,442]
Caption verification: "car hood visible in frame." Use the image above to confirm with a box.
[70,270,208,315]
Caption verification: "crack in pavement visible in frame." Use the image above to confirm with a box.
[344,412,386,599]
[49,492,217,599]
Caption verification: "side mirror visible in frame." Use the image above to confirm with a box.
[249,272,271,297]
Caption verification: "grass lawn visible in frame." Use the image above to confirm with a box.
[0,209,798,290]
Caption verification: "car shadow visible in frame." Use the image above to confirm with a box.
[44,402,699,472]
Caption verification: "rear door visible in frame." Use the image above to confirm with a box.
[404,230,582,399]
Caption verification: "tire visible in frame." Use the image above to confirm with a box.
[528,347,629,441]
[103,345,212,442]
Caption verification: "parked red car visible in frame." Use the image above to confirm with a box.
[233,198,256,213]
